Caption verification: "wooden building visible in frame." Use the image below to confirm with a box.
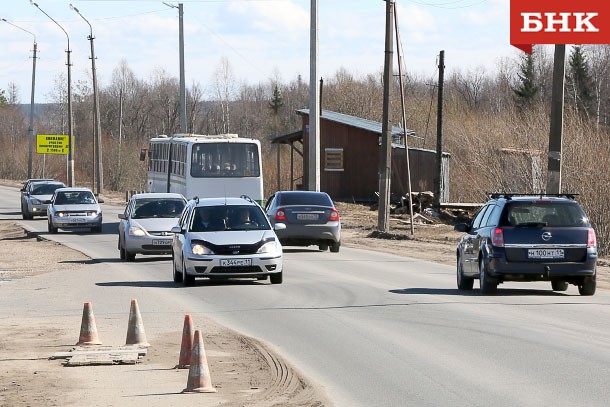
[271,109,450,202]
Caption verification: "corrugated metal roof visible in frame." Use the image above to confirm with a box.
[296,109,416,138]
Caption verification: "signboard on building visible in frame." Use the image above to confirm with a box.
[36,135,70,155]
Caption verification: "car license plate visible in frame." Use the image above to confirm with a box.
[69,218,85,223]
[152,239,169,246]
[297,213,319,220]
[528,249,564,259]
[220,258,252,267]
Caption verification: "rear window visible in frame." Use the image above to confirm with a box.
[279,193,332,206]
[500,201,589,227]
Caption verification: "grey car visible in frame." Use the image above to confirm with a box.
[47,187,103,233]
[21,180,65,219]
[264,191,341,252]
[118,193,187,262]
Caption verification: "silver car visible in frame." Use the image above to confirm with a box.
[47,188,103,233]
[118,193,187,262]
[21,180,65,219]
[171,196,285,286]
[265,191,341,252]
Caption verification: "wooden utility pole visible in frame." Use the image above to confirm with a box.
[547,44,566,194]
[377,0,394,232]
[434,50,445,207]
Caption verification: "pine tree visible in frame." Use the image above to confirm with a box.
[0,89,7,106]
[568,45,594,117]
[269,84,283,115]
[513,52,540,109]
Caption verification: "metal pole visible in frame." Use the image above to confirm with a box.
[393,6,414,236]
[178,3,186,133]
[0,19,37,179]
[308,0,320,192]
[378,0,394,233]
[547,45,566,194]
[71,4,105,197]
[31,1,74,186]
[434,50,445,207]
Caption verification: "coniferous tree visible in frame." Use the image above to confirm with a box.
[513,52,539,110]
[0,89,6,105]
[568,45,594,118]
[269,84,283,115]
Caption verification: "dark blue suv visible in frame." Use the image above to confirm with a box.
[454,194,597,295]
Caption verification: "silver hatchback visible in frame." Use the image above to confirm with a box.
[118,193,187,261]
[47,188,102,233]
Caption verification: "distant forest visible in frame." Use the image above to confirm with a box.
[2,46,610,253]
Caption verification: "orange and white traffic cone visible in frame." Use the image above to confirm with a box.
[125,299,150,347]
[176,314,194,369]
[182,330,217,393]
[76,302,102,346]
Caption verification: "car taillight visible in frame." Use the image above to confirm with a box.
[492,227,504,247]
[275,208,286,221]
[329,209,340,222]
[587,228,597,247]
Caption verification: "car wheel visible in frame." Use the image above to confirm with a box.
[578,275,596,296]
[125,249,136,262]
[182,259,194,286]
[47,220,57,234]
[119,237,126,260]
[329,241,340,253]
[457,255,474,291]
[318,243,329,251]
[173,252,183,283]
[479,259,497,294]
[270,271,283,285]
[551,280,569,292]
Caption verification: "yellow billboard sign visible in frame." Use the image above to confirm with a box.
[36,135,70,155]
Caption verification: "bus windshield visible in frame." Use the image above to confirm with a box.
[190,142,260,178]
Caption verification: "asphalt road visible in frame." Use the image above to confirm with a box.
[3,185,610,407]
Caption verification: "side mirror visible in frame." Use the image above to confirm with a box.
[171,225,183,234]
[118,213,126,219]
[97,197,105,203]
[454,223,469,233]
[274,223,286,231]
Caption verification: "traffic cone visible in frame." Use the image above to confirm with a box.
[182,330,217,393]
[76,302,102,346]
[125,299,150,347]
[176,314,194,369]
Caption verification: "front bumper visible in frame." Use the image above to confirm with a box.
[184,253,283,278]
[27,203,49,216]
[51,215,102,229]
[124,235,173,255]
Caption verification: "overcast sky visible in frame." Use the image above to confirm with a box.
[1,0,517,103]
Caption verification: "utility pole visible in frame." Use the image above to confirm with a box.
[71,3,104,197]
[1,19,37,179]
[164,2,187,133]
[547,44,566,194]
[434,50,445,208]
[308,0,320,192]
[393,6,414,236]
[378,0,394,233]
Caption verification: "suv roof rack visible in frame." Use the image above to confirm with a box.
[487,193,579,200]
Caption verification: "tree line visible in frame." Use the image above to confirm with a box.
[2,45,610,253]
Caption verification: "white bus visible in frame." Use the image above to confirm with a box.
[145,134,264,204]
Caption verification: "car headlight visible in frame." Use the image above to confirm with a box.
[87,211,99,216]
[191,241,214,255]
[31,198,42,205]
[56,212,65,217]
[257,240,279,254]
[128,226,146,236]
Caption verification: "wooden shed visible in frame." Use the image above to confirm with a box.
[271,109,450,202]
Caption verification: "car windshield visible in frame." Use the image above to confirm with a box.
[31,184,64,195]
[55,191,96,205]
[190,205,270,232]
[279,192,332,206]
[132,199,185,219]
[501,202,589,227]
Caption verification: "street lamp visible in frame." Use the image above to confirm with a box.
[31,0,74,187]
[70,3,103,197]
[163,2,186,133]
[1,18,37,179]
